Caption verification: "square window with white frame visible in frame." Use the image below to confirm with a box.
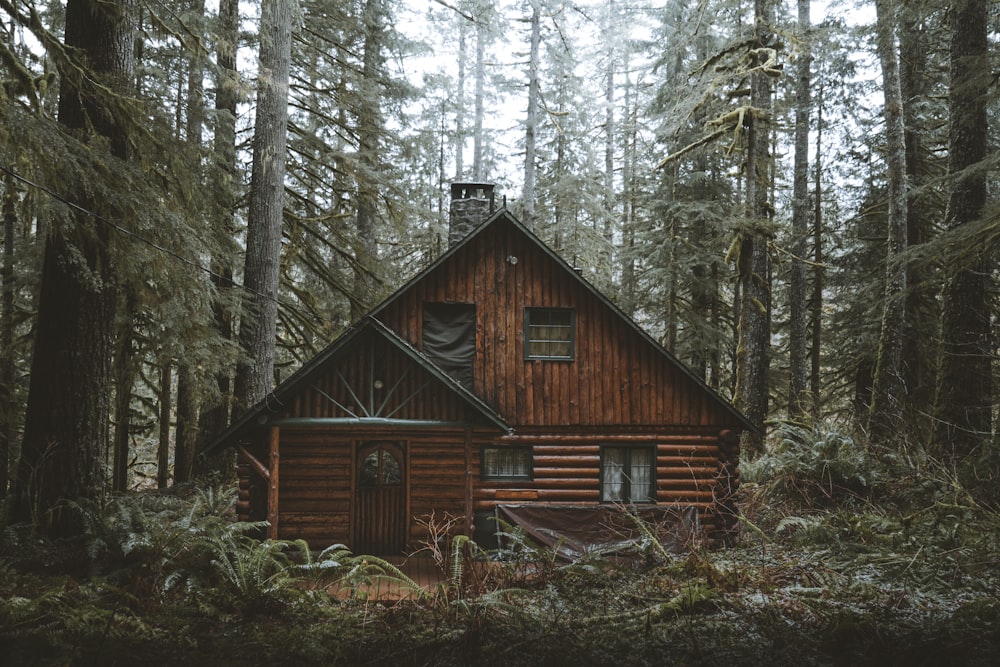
[600,446,655,503]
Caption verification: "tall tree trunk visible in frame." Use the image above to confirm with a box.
[521,0,540,228]
[620,64,637,317]
[200,0,239,456]
[174,364,198,484]
[111,297,136,493]
[868,0,908,446]
[788,0,811,420]
[13,0,134,534]
[734,0,774,455]
[935,0,991,459]
[602,1,616,248]
[164,0,208,486]
[899,2,937,428]
[454,18,467,180]
[351,0,385,320]
[0,172,15,497]
[156,363,172,489]
[472,1,486,181]
[233,0,292,412]
[809,83,824,417]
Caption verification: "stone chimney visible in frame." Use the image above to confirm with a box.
[448,182,496,247]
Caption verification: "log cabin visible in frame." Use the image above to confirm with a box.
[202,183,754,557]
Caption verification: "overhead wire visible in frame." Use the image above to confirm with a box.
[0,163,308,318]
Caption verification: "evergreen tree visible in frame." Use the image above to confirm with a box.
[13,0,135,533]
[935,0,992,459]
[234,0,293,412]
[868,0,909,446]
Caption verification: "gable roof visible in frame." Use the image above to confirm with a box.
[370,208,757,434]
[200,317,510,457]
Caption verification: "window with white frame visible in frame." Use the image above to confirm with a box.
[600,446,654,502]
[481,445,533,480]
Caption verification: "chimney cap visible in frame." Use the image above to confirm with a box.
[450,182,495,199]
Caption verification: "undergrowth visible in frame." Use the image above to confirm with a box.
[2,426,999,666]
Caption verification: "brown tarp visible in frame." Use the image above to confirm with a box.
[494,504,700,560]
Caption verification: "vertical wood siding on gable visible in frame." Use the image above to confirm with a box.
[377,222,733,428]
[279,337,481,423]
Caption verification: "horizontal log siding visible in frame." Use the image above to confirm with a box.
[473,433,724,517]
[275,429,353,545]
[273,426,484,549]
[376,222,733,428]
[407,434,468,545]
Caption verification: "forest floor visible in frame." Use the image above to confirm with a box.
[2,427,999,666]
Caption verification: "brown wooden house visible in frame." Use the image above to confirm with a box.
[203,184,753,556]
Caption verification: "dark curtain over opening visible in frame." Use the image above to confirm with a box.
[422,302,476,390]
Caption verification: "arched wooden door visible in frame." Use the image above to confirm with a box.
[354,441,406,556]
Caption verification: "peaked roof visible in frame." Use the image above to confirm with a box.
[205,206,756,458]
[370,207,757,434]
[201,317,510,456]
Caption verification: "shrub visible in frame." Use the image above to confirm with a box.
[742,424,883,507]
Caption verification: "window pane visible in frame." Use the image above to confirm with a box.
[629,448,653,502]
[549,341,571,357]
[483,446,531,479]
[359,452,379,487]
[525,308,575,359]
[603,448,625,501]
[381,450,401,485]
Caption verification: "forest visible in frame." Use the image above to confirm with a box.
[0,0,998,664]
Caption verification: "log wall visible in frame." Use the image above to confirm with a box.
[262,425,735,549]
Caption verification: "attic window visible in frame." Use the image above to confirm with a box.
[524,308,575,360]
[481,445,533,481]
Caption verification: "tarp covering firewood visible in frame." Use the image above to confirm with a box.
[494,504,700,560]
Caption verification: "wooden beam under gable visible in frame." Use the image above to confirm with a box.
[267,426,280,540]
[237,444,270,480]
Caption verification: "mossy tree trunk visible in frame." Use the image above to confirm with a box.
[787,0,812,421]
[13,0,135,534]
[867,0,908,447]
[234,0,292,412]
[935,0,991,459]
[197,0,239,477]
[734,0,775,455]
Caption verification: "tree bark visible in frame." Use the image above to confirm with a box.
[233,0,292,412]
[788,0,811,421]
[734,0,774,455]
[351,0,385,320]
[111,299,136,494]
[868,0,908,446]
[199,0,239,459]
[454,18,467,180]
[935,0,991,458]
[174,364,198,484]
[809,83,824,417]
[0,172,15,497]
[12,0,134,534]
[157,362,171,489]
[899,1,938,427]
[521,0,540,228]
[472,1,486,181]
